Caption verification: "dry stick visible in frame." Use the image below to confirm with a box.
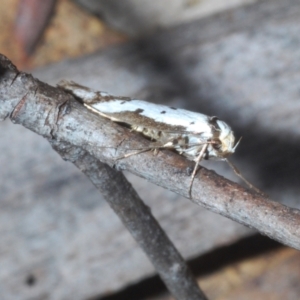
[0,56,207,299]
[51,141,207,300]
[1,55,300,250]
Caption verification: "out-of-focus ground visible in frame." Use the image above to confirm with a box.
[0,0,125,69]
[1,1,300,300]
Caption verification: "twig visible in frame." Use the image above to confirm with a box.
[0,55,208,299]
[1,55,300,252]
[51,140,207,300]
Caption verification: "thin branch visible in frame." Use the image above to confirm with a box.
[51,140,207,300]
[1,54,300,254]
[0,55,207,299]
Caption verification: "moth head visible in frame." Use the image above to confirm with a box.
[211,120,237,158]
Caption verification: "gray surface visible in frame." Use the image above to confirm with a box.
[1,0,300,299]
[75,0,259,36]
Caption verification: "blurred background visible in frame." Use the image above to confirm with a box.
[1,0,300,299]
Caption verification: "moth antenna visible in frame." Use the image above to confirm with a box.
[233,136,242,151]
[225,159,265,195]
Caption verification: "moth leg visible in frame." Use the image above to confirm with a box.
[149,142,163,156]
[152,148,159,155]
[114,142,164,161]
[189,143,208,198]
[115,149,151,161]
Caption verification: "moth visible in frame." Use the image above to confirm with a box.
[58,80,260,197]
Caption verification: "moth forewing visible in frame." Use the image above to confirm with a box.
[58,80,260,197]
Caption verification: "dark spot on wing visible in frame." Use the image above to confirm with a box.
[212,139,222,150]
[204,149,210,160]
[157,131,162,137]
[135,108,144,113]
[169,107,177,110]
[210,116,219,122]
[175,136,189,149]
[120,101,127,104]
[161,111,166,114]
[209,116,221,131]
[190,121,195,125]
[172,139,178,145]
[186,166,193,176]
[25,274,36,286]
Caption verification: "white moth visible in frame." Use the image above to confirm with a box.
[58,80,259,197]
